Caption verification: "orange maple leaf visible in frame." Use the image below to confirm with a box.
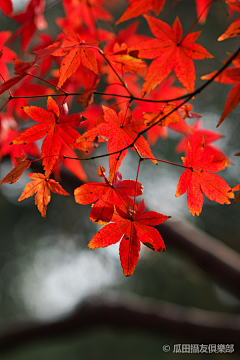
[129,15,213,95]
[18,173,70,217]
[88,198,169,276]
[12,97,87,177]
[175,135,234,216]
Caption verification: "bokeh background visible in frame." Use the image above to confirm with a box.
[0,0,240,359]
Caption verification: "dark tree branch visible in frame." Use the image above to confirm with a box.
[0,292,239,353]
[158,220,240,300]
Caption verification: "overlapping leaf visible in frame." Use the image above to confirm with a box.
[11,97,87,177]
[105,42,146,74]
[201,53,240,126]
[88,198,169,276]
[74,166,144,224]
[143,104,179,127]
[0,128,40,166]
[41,28,99,89]
[76,106,157,181]
[175,119,230,161]
[133,76,186,145]
[0,31,17,80]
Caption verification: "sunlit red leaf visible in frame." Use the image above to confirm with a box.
[88,198,169,276]
[175,135,234,216]
[115,0,166,25]
[10,0,47,53]
[105,43,146,74]
[42,28,99,89]
[11,97,87,177]
[0,31,17,81]
[129,15,213,95]
[0,0,13,15]
[133,76,186,145]
[76,106,157,182]
[175,119,230,163]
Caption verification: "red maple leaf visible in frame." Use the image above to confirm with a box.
[195,0,211,24]
[129,15,213,95]
[0,129,40,166]
[7,76,52,120]
[0,58,38,95]
[115,0,166,25]
[175,135,234,216]
[10,0,47,53]
[88,198,169,276]
[11,97,87,177]
[18,173,70,218]
[0,31,17,81]
[175,119,230,162]
[201,52,240,126]
[104,22,149,53]
[53,141,88,182]
[61,0,112,30]
[76,106,157,181]
[0,0,13,15]
[42,28,99,89]
[74,166,144,224]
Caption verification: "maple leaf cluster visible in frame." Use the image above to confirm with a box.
[0,0,239,276]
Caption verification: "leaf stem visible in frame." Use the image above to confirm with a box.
[133,158,142,211]
[143,157,189,169]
